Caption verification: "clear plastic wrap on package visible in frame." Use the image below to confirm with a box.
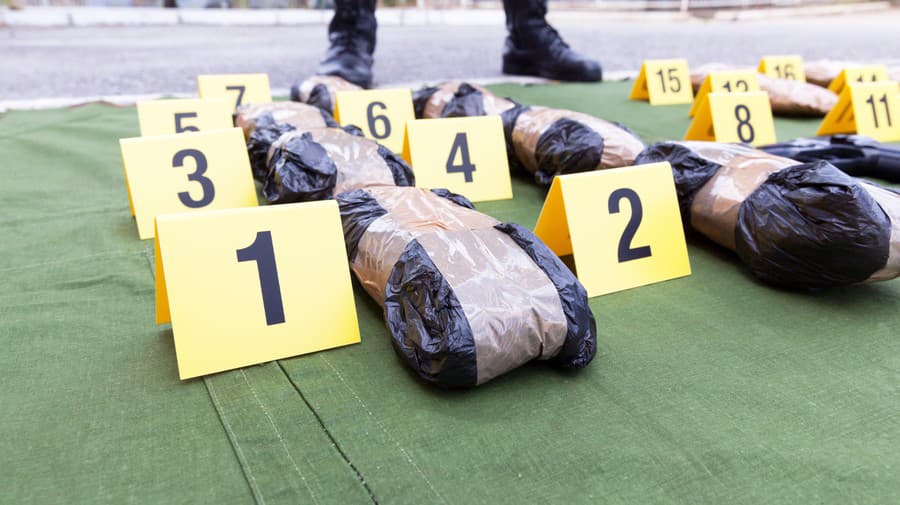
[501,105,646,185]
[235,101,337,140]
[412,81,517,119]
[336,186,597,387]
[635,141,899,289]
[291,75,363,114]
[690,64,838,117]
[263,128,414,203]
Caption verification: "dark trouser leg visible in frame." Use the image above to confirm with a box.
[317,0,377,88]
[501,0,602,82]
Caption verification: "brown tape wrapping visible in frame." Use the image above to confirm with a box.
[860,182,900,282]
[511,106,646,175]
[803,59,849,88]
[756,74,837,117]
[235,102,329,140]
[295,75,362,112]
[683,142,796,250]
[267,128,396,196]
[421,81,516,119]
[351,187,569,384]
[690,64,838,117]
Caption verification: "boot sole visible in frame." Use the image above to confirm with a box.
[502,54,603,82]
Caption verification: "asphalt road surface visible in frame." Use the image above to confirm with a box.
[2,10,899,100]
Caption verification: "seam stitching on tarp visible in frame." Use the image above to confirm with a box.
[318,354,448,505]
[276,360,379,504]
[240,369,322,505]
[205,378,268,505]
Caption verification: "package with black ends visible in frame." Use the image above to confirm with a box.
[412,81,516,119]
[501,105,646,185]
[690,64,838,117]
[336,186,597,387]
[635,141,900,289]
[235,102,337,140]
[759,135,900,183]
[290,75,362,114]
[264,128,414,203]
[247,118,365,181]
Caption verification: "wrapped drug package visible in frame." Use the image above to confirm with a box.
[235,101,337,140]
[264,128,414,203]
[412,81,516,119]
[501,105,646,185]
[690,64,838,117]
[337,186,597,387]
[760,135,900,183]
[803,59,900,88]
[290,75,363,114]
[635,141,900,289]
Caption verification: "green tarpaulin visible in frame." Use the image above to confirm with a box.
[1,81,897,504]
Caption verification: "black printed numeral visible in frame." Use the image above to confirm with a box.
[654,67,682,93]
[734,104,755,144]
[366,101,391,139]
[225,85,246,109]
[865,93,893,128]
[236,231,286,326]
[608,188,652,263]
[172,148,215,208]
[722,80,749,93]
[445,132,476,183]
[174,112,199,133]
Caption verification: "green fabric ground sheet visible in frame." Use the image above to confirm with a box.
[1,81,898,505]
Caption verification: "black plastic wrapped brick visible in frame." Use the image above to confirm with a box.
[412,81,516,119]
[635,141,899,289]
[336,186,597,387]
[263,128,415,203]
[502,104,646,186]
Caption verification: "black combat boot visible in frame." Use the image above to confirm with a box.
[311,0,377,89]
[501,0,602,82]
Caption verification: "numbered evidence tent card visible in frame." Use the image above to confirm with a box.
[685,91,776,146]
[136,98,234,136]
[154,200,361,379]
[818,81,900,142]
[828,65,889,95]
[333,88,415,154]
[533,162,691,297]
[120,127,258,239]
[197,74,272,111]
[629,59,694,105]
[402,115,513,203]
[757,55,806,82]
[689,69,761,117]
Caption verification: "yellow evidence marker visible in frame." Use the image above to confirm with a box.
[818,81,900,142]
[120,127,258,239]
[689,69,760,117]
[136,98,234,136]
[758,55,806,82]
[154,200,361,380]
[828,65,889,96]
[629,59,694,105]
[534,162,691,297]
[685,91,776,146]
[197,74,272,111]
[333,88,415,154]
[402,115,513,203]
